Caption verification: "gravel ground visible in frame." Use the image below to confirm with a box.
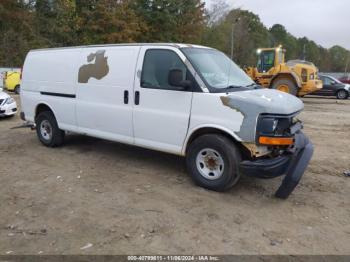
[0,94,349,255]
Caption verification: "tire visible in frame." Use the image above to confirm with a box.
[35,111,65,147]
[186,134,241,192]
[336,89,348,100]
[272,79,298,96]
[14,85,20,94]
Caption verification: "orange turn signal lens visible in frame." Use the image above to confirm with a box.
[259,136,294,146]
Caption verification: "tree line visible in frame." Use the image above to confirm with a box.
[0,0,349,73]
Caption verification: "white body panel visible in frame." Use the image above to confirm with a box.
[133,46,192,154]
[76,46,140,144]
[21,49,80,131]
[183,92,244,154]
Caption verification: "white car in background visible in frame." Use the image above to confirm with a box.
[0,88,17,117]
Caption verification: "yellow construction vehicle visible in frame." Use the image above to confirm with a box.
[245,46,322,96]
[3,71,21,94]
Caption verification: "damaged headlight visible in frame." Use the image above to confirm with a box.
[259,118,279,133]
[256,114,302,146]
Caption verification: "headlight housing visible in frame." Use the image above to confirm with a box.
[256,114,302,146]
[258,118,279,133]
[5,97,15,104]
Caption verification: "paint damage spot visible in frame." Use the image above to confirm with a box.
[220,96,246,117]
[78,50,109,83]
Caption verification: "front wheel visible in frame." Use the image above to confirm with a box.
[35,111,65,147]
[272,79,298,96]
[336,89,349,100]
[186,134,241,192]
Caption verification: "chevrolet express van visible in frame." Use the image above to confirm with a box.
[20,44,314,199]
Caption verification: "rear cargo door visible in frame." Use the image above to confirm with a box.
[76,46,140,144]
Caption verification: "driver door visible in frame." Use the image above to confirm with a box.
[132,46,193,154]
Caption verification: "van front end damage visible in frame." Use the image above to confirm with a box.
[240,131,313,199]
[221,89,314,199]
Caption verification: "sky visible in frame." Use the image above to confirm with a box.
[205,0,350,50]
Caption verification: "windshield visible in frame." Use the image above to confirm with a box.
[257,50,275,73]
[181,48,254,90]
[321,75,342,84]
[329,76,342,84]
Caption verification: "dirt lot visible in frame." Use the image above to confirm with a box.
[0,94,349,255]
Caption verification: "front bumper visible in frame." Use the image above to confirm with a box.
[240,132,314,199]
[0,102,17,116]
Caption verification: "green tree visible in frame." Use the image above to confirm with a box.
[34,0,77,47]
[202,9,271,66]
[1,1,350,72]
[76,0,146,44]
[0,0,40,66]
[328,46,349,72]
[132,0,206,43]
[269,24,298,60]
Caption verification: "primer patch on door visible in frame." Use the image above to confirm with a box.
[78,50,109,83]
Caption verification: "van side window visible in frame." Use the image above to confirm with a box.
[141,49,188,91]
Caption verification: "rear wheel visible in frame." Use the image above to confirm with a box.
[35,111,65,147]
[336,89,348,100]
[186,134,241,192]
[272,79,298,96]
[14,85,20,94]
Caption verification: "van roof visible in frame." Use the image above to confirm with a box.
[29,43,211,52]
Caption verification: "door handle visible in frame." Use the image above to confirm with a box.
[124,90,129,104]
[135,91,140,105]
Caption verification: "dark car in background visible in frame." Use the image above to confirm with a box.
[311,75,349,99]
[339,76,350,84]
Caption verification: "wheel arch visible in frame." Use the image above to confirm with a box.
[35,103,56,119]
[182,125,242,155]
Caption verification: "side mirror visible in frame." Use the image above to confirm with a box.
[331,81,336,85]
[168,69,192,89]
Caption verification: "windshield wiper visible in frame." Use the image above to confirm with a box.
[246,83,262,89]
[226,85,242,89]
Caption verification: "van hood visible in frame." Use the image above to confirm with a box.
[223,89,304,115]
[220,89,304,142]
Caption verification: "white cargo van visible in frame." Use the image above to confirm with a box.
[20,43,313,199]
